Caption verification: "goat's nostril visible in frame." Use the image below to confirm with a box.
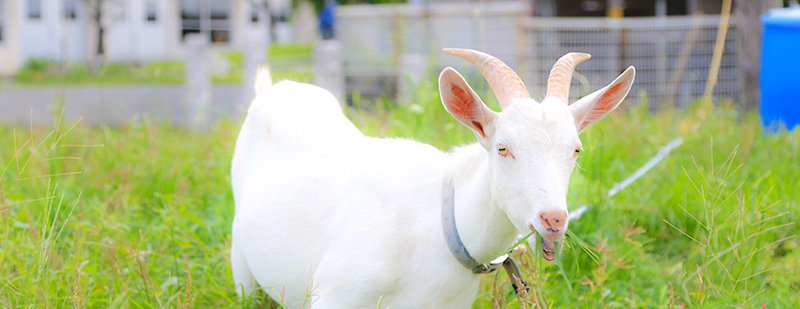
[539,211,568,231]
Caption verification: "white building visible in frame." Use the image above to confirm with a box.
[0,0,283,75]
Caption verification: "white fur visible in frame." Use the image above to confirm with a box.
[231,65,634,307]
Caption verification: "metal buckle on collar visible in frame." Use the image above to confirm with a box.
[471,254,508,274]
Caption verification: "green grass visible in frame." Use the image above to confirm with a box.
[15,59,186,85]
[13,44,313,86]
[268,43,313,58]
[1,79,798,307]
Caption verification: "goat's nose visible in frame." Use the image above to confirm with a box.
[539,211,567,233]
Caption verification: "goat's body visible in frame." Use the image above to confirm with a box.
[232,48,637,308]
[231,81,488,308]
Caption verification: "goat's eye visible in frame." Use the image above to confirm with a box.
[498,147,510,157]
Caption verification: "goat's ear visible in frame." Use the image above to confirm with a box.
[439,67,498,145]
[570,66,635,133]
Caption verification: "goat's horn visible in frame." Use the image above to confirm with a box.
[546,52,592,103]
[443,48,530,109]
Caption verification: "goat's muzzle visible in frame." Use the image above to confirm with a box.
[529,210,568,261]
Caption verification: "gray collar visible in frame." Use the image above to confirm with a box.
[441,177,507,273]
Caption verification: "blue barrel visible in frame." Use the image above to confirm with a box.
[761,7,800,132]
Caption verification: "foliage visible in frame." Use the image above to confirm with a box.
[268,43,314,58]
[15,59,185,85]
[13,44,313,86]
[1,77,798,307]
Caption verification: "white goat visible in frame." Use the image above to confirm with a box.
[231,49,635,307]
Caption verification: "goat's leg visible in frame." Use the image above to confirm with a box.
[231,219,256,297]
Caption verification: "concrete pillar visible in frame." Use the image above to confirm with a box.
[313,40,345,104]
[293,0,316,44]
[398,53,428,104]
[0,0,22,75]
[243,31,268,106]
[184,34,211,129]
[655,0,668,107]
[274,22,292,44]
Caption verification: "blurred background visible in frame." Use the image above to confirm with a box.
[1,0,799,307]
[0,0,795,125]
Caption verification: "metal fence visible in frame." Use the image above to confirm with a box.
[521,16,739,108]
[337,1,526,99]
[337,3,740,108]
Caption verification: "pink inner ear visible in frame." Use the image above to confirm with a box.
[470,121,485,137]
[447,84,487,137]
[581,82,626,131]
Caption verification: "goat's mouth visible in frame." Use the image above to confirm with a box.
[529,224,562,261]
[541,237,558,261]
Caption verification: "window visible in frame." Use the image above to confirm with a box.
[111,0,126,22]
[64,0,77,20]
[556,0,605,17]
[250,4,259,23]
[666,0,688,16]
[28,0,42,20]
[556,0,688,17]
[145,0,157,22]
[180,0,230,44]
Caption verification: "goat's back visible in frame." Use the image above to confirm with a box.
[231,81,361,207]
[231,81,481,307]
[243,80,361,147]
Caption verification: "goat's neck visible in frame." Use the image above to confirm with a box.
[449,146,518,264]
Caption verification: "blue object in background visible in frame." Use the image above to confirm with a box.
[761,6,800,133]
[319,0,337,40]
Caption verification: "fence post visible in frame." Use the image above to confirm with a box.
[398,53,428,104]
[516,18,530,86]
[293,0,317,45]
[184,34,211,129]
[733,0,783,111]
[243,31,269,106]
[313,40,345,104]
[655,7,668,109]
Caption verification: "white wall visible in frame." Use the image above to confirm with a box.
[0,0,22,75]
[8,0,180,64]
[149,0,179,60]
[231,0,269,48]
[104,0,134,61]
[19,0,59,59]
[59,6,86,62]
[106,0,179,62]
[13,0,85,63]
[1,0,269,74]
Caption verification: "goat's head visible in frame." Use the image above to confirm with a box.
[439,48,635,261]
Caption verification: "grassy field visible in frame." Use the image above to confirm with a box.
[12,44,313,86]
[1,80,798,307]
